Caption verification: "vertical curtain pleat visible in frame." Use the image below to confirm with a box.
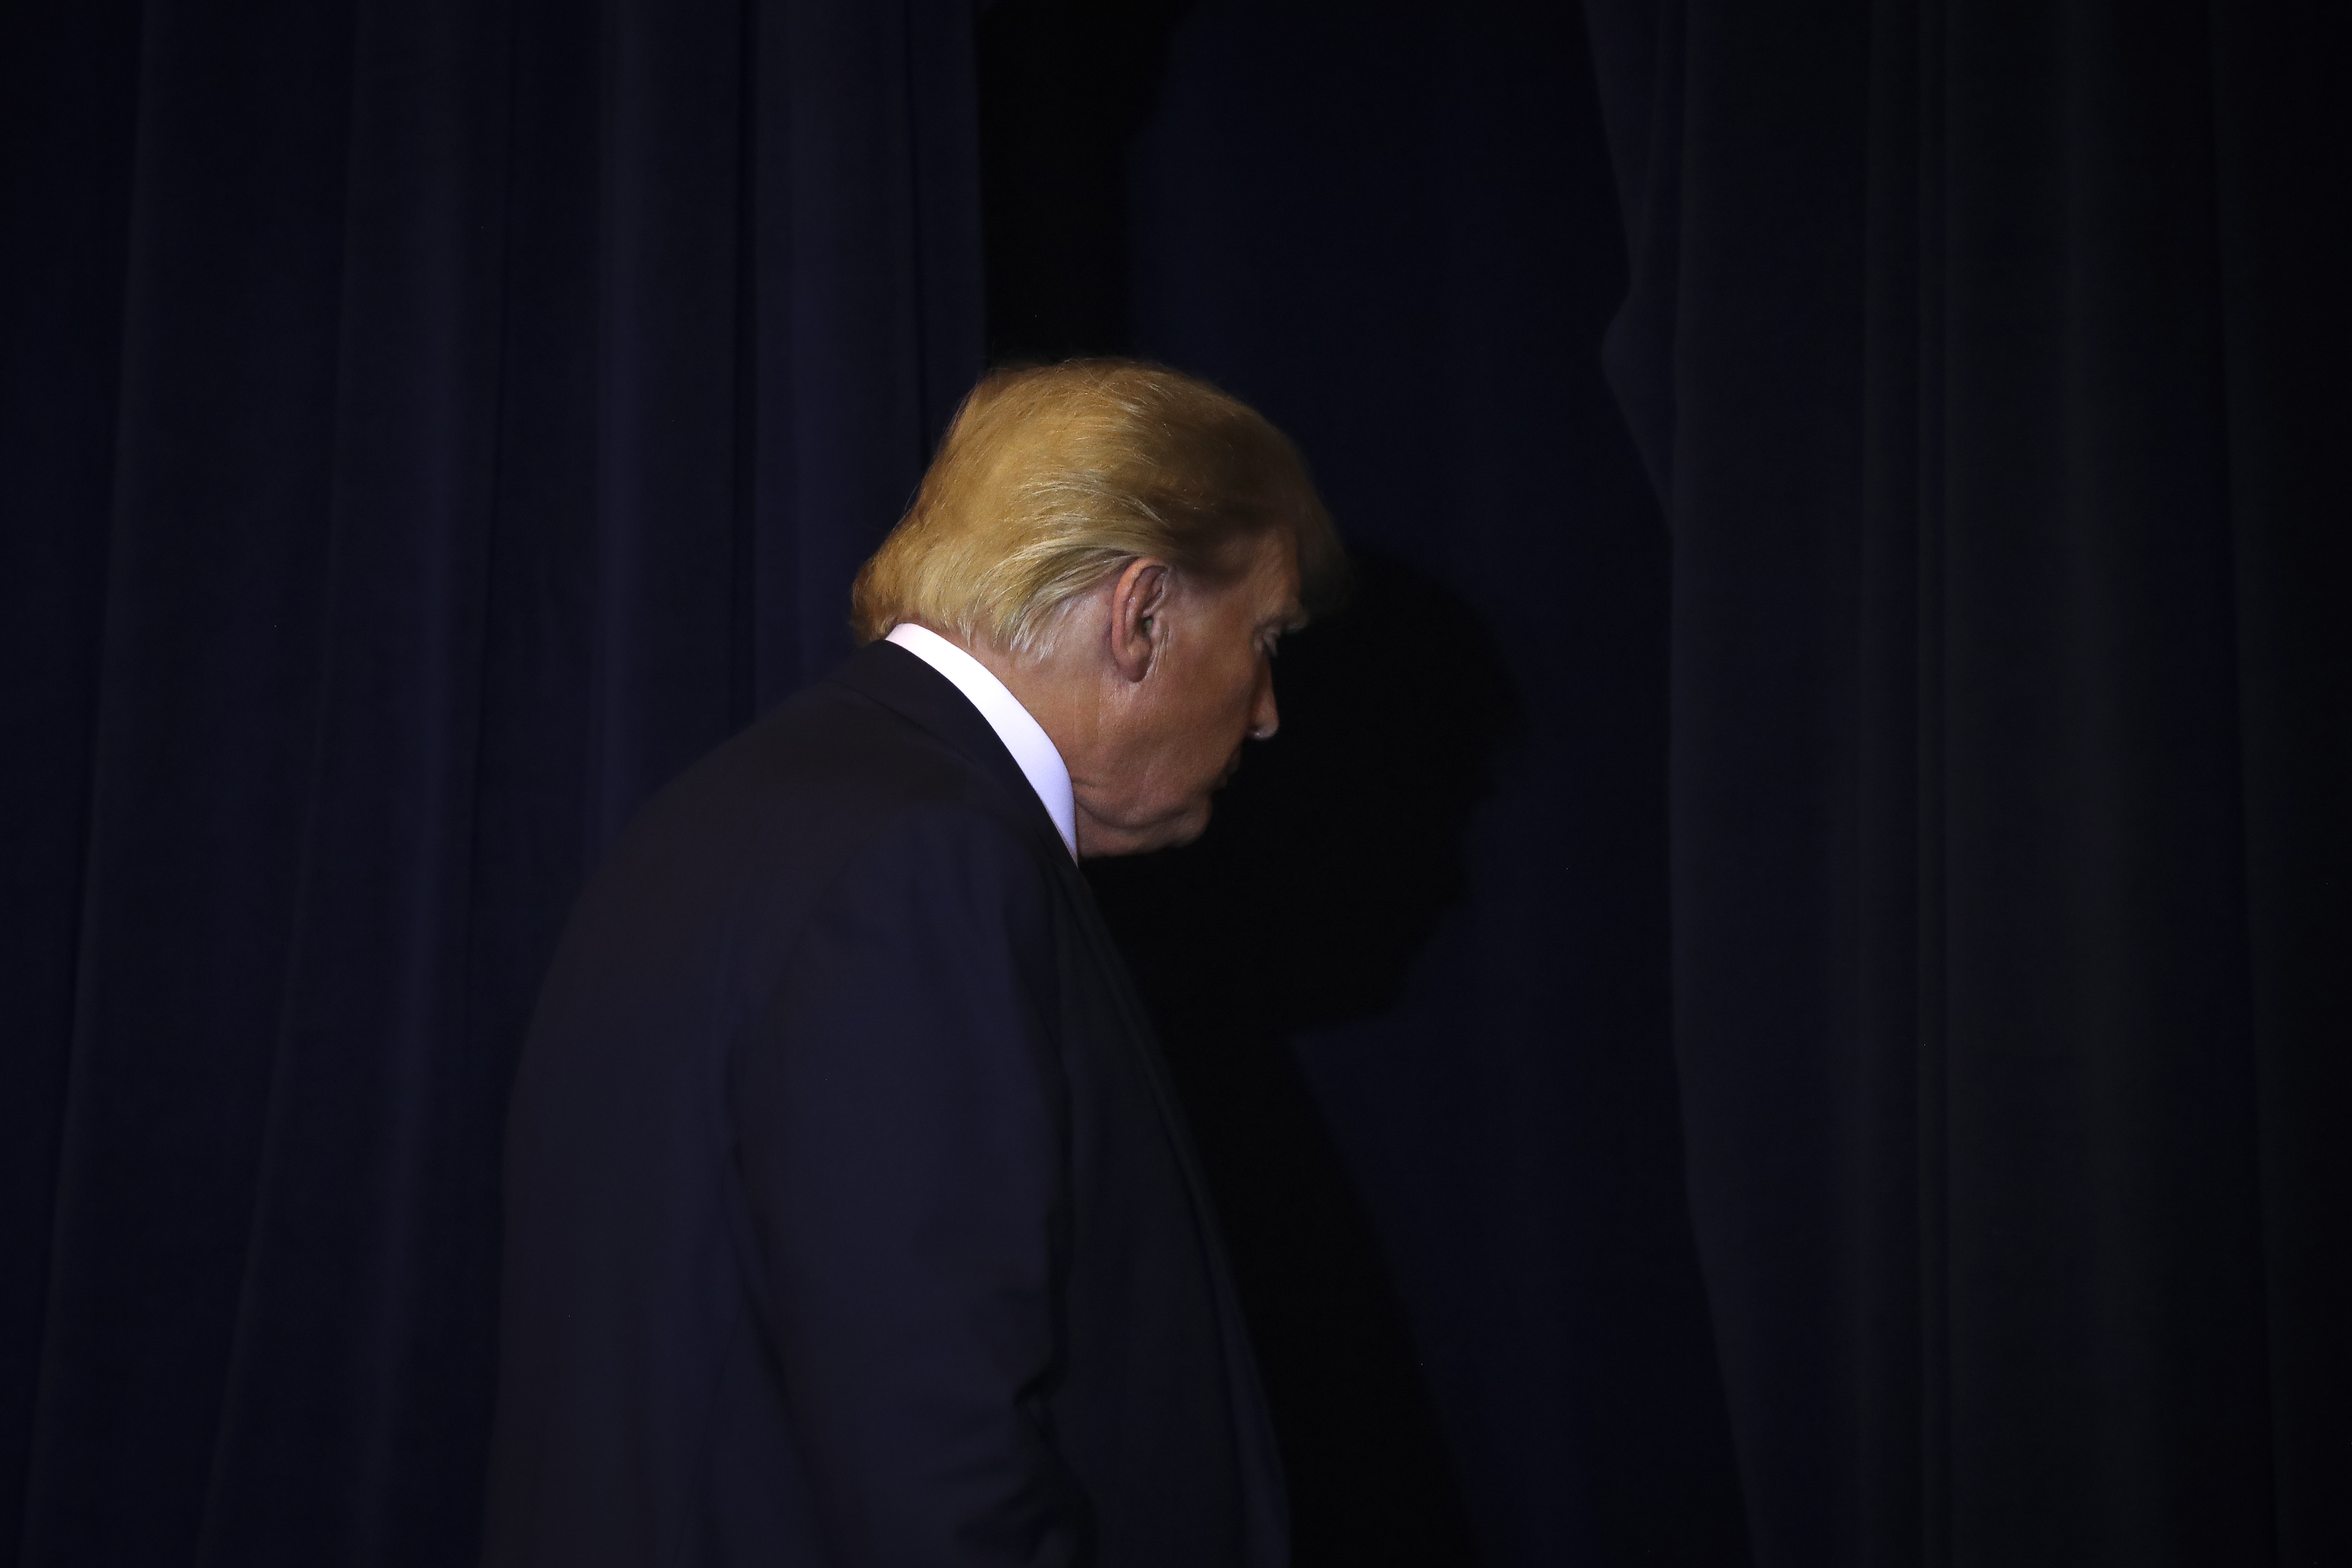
[2208,7,2352,1561]
[26,0,365,1556]
[187,2,513,1561]
[0,1,979,1562]
[1584,0,2350,1563]
[0,0,146,1550]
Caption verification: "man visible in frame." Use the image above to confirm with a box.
[482,360,1346,1567]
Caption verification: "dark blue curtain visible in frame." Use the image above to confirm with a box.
[7,0,2347,1564]
[0,0,979,1561]
[1583,0,2351,1564]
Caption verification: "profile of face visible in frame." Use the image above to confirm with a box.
[1066,530,1305,857]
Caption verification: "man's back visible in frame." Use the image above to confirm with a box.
[481,641,1284,1568]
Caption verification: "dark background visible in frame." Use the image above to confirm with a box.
[3,1,2345,1567]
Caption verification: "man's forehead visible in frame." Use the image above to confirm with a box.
[1253,532,1304,622]
[1253,575,1306,631]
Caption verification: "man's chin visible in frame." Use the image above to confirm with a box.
[1081,799,1214,859]
[1159,800,1214,850]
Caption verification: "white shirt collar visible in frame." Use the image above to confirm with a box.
[884,623,1078,860]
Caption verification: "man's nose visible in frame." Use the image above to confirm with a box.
[1248,663,1280,741]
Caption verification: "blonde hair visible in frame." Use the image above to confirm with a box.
[850,359,1344,651]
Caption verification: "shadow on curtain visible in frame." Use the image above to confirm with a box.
[1095,3,1754,1563]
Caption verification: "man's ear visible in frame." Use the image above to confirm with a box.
[1108,558,1171,683]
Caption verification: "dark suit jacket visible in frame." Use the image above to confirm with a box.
[481,641,1287,1568]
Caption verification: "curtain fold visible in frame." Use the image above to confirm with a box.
[0,1,980,1562]
[1582,0,2350,1563]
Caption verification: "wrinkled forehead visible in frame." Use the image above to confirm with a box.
[1258,530,1308,628]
